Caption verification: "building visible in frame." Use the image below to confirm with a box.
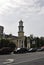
[17,20,30,48]
[17,20,25,48]
[0,20,31,48]
[0,26,4,38]
[0,26,4,34]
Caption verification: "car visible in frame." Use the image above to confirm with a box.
[28,48,37,52]
[13,48,28,54]
[13,48,20,54]
[0,47,13,55]
[37,47,44,52]
[17,48,28,53]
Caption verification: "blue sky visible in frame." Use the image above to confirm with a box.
[0,0,44,37]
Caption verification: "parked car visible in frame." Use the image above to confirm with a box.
[37,47,44,52]
[41,46,44,49]
[13,48,20,54]
[13,48,28,54]
[28,48,37,52]
[0,47,14,55]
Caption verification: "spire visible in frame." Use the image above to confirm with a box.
[18,20,24,37]
[19,20,23,23]
[19,20,23,26]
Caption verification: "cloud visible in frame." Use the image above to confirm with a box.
[0,0,44,15]
[0,0,44,36]
[35,0,44,7]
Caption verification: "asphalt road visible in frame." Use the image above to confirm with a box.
[13,58,44,65]
[0,52,44,65]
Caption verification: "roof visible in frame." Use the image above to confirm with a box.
[19,20,23,23]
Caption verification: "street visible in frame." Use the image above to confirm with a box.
[14,58,44,65]
[0,52,44,65]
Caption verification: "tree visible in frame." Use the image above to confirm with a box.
[24,37,27,48]
[36,37,40,48]
[40,38,44,47]
[0,39,16,49]
[30,36,33,48]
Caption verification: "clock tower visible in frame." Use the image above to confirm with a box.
[18,20,24,37]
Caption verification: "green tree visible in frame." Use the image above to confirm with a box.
[35,37,40,48]
[24,37,27,48]
[30,36,33,48]
[40,38,44,47]
[0,39,16,49]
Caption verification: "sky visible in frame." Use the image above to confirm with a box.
[0,0,44,37]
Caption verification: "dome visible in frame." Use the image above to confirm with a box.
[19,20,23,23]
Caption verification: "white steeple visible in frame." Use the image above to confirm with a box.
[18,20,24,37]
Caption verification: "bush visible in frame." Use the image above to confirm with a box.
[0,39,16,54]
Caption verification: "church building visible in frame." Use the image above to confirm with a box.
[17,20,25,48]
[0,20,30,49]
[15,20,30,48]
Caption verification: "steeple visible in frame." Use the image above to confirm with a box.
[18,20,24,37]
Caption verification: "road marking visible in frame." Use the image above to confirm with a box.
[3,59,14,64]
